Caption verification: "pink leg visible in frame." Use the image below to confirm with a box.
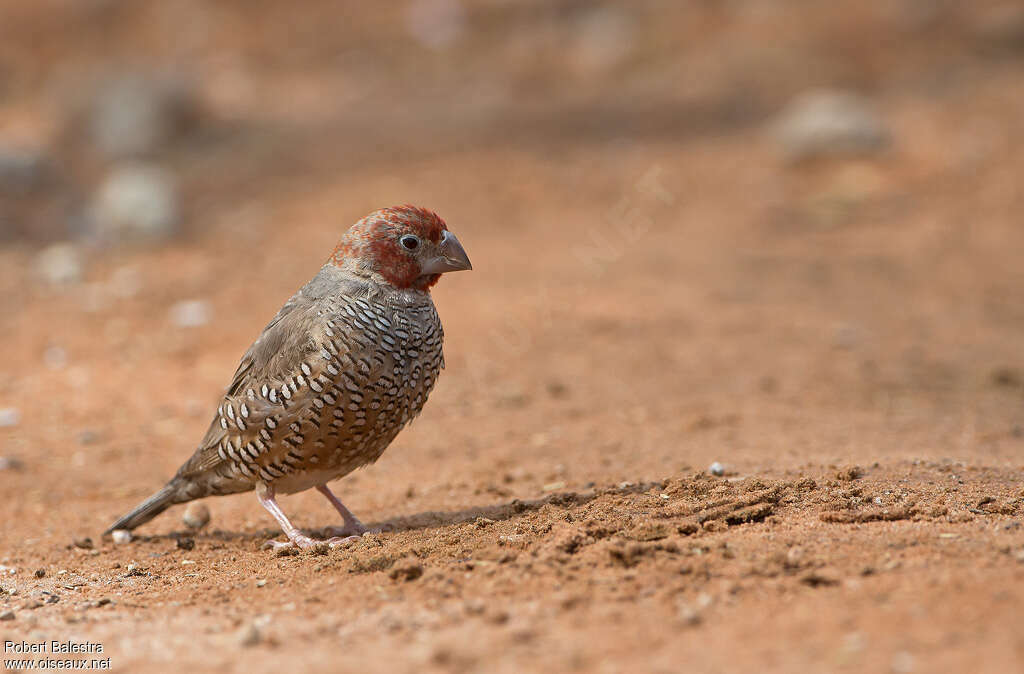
[316,484,369,537]
[257,483,360,552]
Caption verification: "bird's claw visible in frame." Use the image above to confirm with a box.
[262,533,362,555]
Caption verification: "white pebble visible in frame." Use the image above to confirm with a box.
[0,408,20,428]
[236,623,261,647]
[91,163,179,242]
[111,529,132,544]
[773,89,889,161]
[34,243,84,286]
[170,300,211,328]
[43,346,68,370]
[182,502,210,529]
[708,462,725,477]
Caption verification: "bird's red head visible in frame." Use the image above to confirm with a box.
[330,206,472,291]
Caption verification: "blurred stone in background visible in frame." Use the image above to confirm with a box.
[88,162,180,244]
[33,242,84,286]
[170,299,212,329]
[772,90,890,162]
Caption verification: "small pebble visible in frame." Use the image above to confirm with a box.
[773,89,889,161]
[34,569,45,578]
[176,537,195,551]
[90,163,180,242]
[388,559,424,582]
[708,462,725,477]
[0,456,24,471]
[170,300,211,329]
[43,345,68,370]
[34,243,84,286]
[73,537,94,550]
[78,430,100,445]
[111,529,132,544]
[236,623,261,647]
[182,502,210,529]
[0,610,14,621]
[0,408,20,428]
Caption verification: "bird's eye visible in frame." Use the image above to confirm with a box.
[400,235,420,251]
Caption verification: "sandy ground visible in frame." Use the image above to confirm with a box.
[2,2,1024,672]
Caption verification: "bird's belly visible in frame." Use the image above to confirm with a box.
[233,297,444,494]
[271,467,347,495]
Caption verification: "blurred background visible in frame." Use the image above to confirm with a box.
[2,0,1023,509]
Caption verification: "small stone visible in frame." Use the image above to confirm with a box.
[78,430,100,445]
[34,569,45,578]
[175,537,194,551]
[389,558,424,582]
[0,408,20,428]
[90,163,179,243]
[255,579,267,587]
[236,622,261,647]
[0,610,14,621]
[34,243,84,286]
[43,345,69,370]
[73,537,94,550]
[836,465,864,481]
[708,462,725,477]
[0,456,24,471]
[171,300,211,329]
[773,89,890,161]
[182,502,211,529]
[891,651,915,673]
[677,604,702,626]
[111,529,132,544]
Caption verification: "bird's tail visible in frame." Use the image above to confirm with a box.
[104,480,187,534]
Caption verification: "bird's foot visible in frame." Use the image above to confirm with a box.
[262,533,360,555]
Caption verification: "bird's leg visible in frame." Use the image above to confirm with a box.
[257,483,358,552]
[316,484,370,538]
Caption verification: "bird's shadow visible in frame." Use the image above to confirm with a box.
[123,482,660,547]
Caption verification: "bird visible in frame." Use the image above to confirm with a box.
[105,205,472,551]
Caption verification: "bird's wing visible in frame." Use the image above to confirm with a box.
[174,290,337,486]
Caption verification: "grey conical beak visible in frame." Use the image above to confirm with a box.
[421,230,473,274]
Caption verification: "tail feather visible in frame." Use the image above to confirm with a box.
[104,482,182,534]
